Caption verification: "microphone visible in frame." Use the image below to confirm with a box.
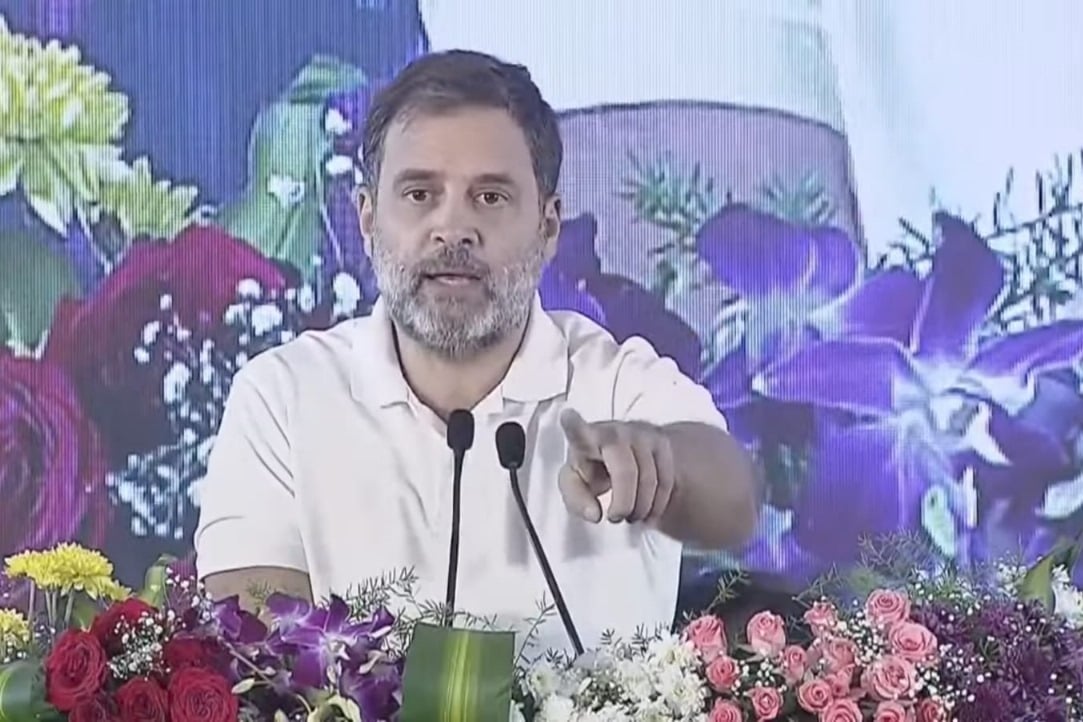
[495,421,584,656]
[444,409,474,626]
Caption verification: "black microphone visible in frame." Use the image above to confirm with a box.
[495,421,584,656]
[444,409,474,626]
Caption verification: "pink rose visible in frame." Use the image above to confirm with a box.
[820,698,863,722]
[685,615,727,661]
[865,590,911,629]
[708,699,743,722]
[706,656,741,693]
[861,655,917,701]
[780,645,809,685]
[796,679,834,713]
[820,637,858,674]
[803,601,839,637]
[746,611,786,657]
[888,622,938,666]
[747,686,782,721]
[874,701,914,722]
[825,668,854,699]
[916,699,948,722]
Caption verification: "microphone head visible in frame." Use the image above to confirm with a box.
[446,409,474,452]
[495,421,526,470]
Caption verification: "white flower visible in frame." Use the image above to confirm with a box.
[535,696,575,722]
[162,362,191,404]
[325,155,353,176]
[250,304,284,335]
[266,174,306,207]
[236,278,262,299]
[133,347,151,364]
[323,107,351,135]
[140,321,160,346]
[526,661,562,699]
[1053,567,1083,628]
[159,293,173,310]
[332,272,361,317]
[297,285,317,313]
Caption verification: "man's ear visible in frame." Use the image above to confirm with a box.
[541,195,561,262]
[357,186,376,257]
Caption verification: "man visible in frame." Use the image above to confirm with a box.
[194,50,758,652]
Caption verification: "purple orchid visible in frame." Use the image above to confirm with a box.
[755,213,1083,563]
[538,213,607,325]
[694,203,862,408]
[340,660,403,720]
[264,593,395,690]
[539,213,704,377]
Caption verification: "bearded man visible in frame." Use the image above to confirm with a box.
[194,49,758,652]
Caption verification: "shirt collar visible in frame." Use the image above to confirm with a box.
[349,294,569,409]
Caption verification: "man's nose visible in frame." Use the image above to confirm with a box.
[430,197,481,247]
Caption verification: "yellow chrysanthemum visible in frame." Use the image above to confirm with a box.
[0,608,31,650]
[85,577,132,603]
[4,543,116,593]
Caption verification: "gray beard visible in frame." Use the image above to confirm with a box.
[369,238,545,360]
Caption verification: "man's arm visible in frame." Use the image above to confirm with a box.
[615,341,760,550]
[194,366,313,614]
[655,421,759,549]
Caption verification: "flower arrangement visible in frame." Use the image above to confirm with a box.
[1,536,1081,721]
[517,591,950,722]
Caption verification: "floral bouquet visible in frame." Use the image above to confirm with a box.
[517,589,949,722]
[0,543,403,722]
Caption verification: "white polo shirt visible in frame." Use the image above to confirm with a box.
[194,295,728,654]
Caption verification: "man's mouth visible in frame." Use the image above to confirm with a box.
[422,271,483,286]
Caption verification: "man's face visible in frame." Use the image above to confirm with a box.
[358,107,560,359]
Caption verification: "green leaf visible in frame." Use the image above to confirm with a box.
[1018,533,1083,611]
[0,231,79,352]
[68,592,100,631]
[136,554,175,608]
[398,623,515,722]
[217,56,363,281]
[285,55,365,105]
[20,153,73,235]
[0,661,60,722]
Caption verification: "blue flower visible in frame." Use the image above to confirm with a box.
[540,213,704,378]
[694,203,862,409]
[754,213,1083,563]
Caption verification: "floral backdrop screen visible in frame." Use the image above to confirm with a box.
[1,1,1082,612]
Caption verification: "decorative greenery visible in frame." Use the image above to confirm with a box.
[217,55,366,282]
[0,230,78,353]
[96,157,199,242]
[877,148,1083,335]
[755,171,837,228]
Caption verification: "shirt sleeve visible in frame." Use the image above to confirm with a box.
[612,337,729,430]
[193,366,308,578]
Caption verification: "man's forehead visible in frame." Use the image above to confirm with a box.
[380,108,535,183]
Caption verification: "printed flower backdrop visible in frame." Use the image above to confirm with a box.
[0,13,1082,601]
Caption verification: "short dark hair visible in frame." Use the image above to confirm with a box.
[361,50,563,199]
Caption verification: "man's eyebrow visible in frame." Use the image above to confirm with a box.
[390,169,520,188]
[391,168,441,185]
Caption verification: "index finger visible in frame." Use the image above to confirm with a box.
[559,408,602,458]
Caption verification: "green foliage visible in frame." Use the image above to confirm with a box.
[618,152,722,238]
[0,660,61,722]
[0,230,78,353]
[217,56,365,282]
[1018,531,1083,612]
[755,170,837,227]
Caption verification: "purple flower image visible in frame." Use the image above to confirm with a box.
[755,213,1083,565]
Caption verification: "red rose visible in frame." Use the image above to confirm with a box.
[167,668,238,722]
[0,351,109,558]
[115,677,168,722]
[92,598,156,652]
[164,637,226,673]
[45,630,108,712]
[45,224,287,461]
[69,696,118,722]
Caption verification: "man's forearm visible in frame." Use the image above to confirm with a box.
[655,422,761,549]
